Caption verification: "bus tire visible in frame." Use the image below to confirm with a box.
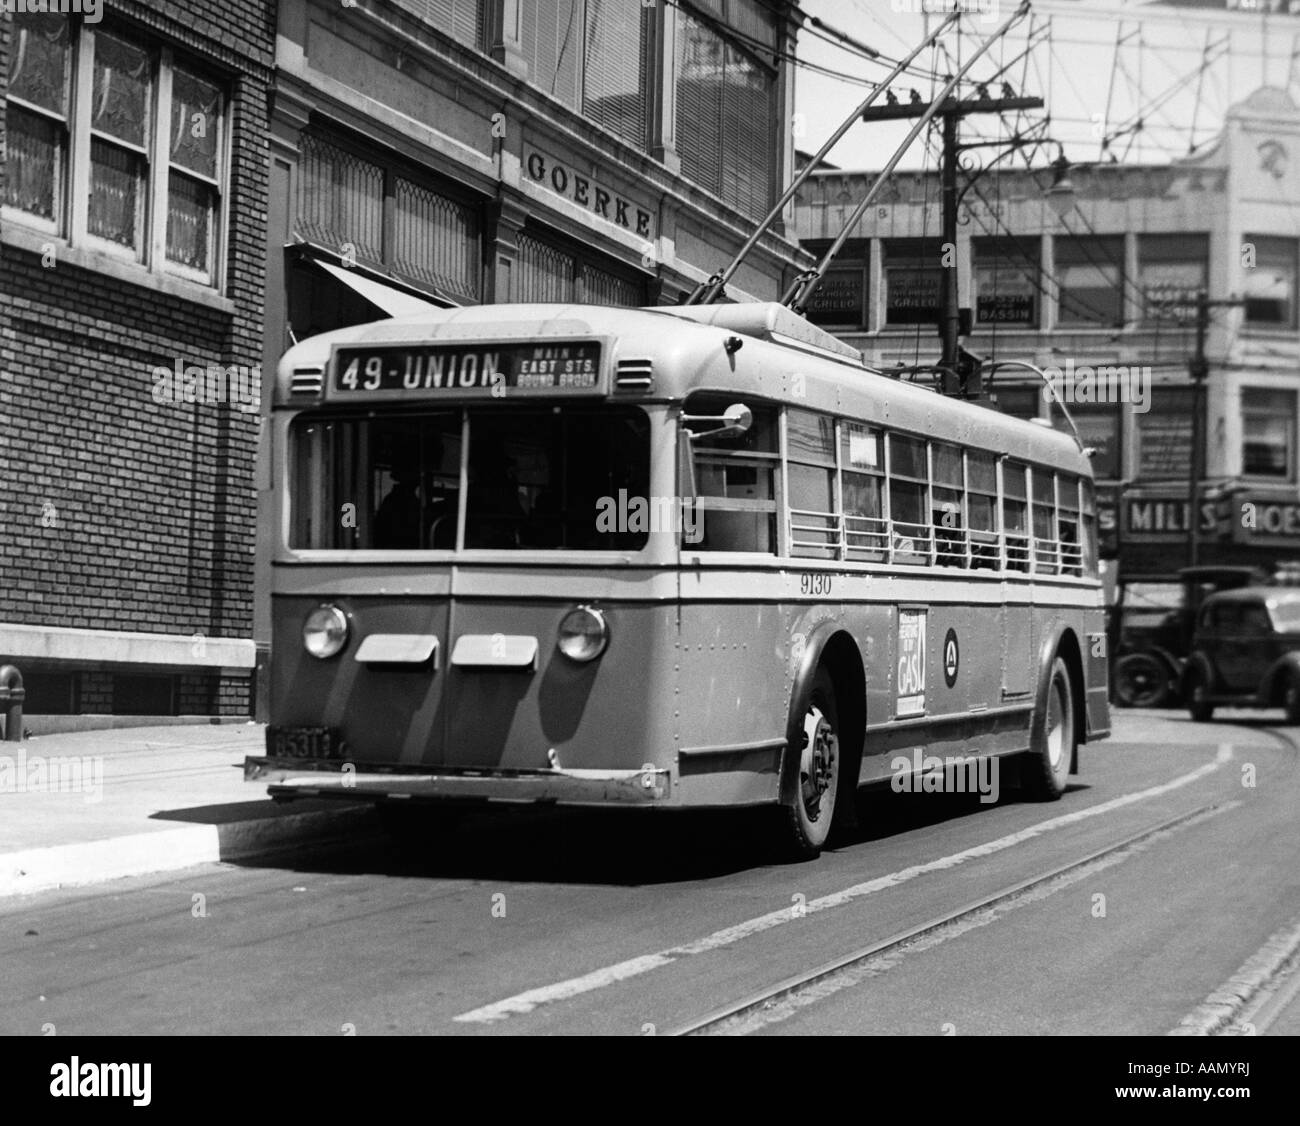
[1023,655,1075,801]
[776,666,842,860]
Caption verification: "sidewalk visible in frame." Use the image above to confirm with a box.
[0,724,376,898]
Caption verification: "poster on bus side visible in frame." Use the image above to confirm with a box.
[897,609,927,717]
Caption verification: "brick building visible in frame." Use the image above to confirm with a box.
[2,1,273,728]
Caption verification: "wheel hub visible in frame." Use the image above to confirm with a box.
[800,705,836,818]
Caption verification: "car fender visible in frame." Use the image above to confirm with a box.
[1180,650,1216,694]
[1262,652,1300,703]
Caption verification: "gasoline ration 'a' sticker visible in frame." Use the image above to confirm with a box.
[943,628,959,688]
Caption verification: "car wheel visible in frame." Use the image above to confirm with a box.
[1186,668,1215,723]
[1114,653,1172,708]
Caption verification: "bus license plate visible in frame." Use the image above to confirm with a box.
[267,726,343,761]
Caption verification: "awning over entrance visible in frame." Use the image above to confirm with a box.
[312,260,445,318]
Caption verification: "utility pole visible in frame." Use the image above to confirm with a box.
[859,91,1042,393]
[1186,290,1246,569]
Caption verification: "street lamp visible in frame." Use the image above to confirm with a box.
[1044,152,1077,219]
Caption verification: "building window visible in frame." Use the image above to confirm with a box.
[1055,234,1125,327]
[583,1,652,147]
[404,0,484,48]
[884,239,943,326]
[675,1,777,221]
[516,229,645,306]
[1243,235,1298,328]
[803,242,868,329]
[4,15,228,287]
[296,131,481,302]
[1139,233,1207,325]
[6,15,73,229]
[988,386,1041,421]
[1136,387,1194,481]
[973,237,1039,328]
[1242,388,1296,479]
[1056,404,1123,481]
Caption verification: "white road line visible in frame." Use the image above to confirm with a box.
[453,744,1235,1024]
[1170,909,1300,1036]
[705,802,1237,1035]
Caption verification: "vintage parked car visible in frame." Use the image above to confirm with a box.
[1182,587,1300,723]
[1110,566,1266,708]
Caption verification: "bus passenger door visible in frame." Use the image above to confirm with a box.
[1002,589,1033,699]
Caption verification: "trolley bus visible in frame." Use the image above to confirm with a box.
[246,301,1110,858]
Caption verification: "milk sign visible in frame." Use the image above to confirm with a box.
[897,609,927,717]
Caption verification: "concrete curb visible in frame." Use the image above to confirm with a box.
[0,804,379,899]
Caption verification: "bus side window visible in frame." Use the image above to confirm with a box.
[967,451,999,570]
[788,409,838,559]
[1002,461,1030,572]
[932,441,966,568]
[888,434,931,565]
[687,396,778,554]
[841,423,885,561]
[1059,476,1083,576]
[1031,468,1058,575]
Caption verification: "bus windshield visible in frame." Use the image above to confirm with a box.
[290,407,651,551]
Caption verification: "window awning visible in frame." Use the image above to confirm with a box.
[313,260,446,317]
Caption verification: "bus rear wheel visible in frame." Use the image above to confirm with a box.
[1023,655,1075,801]
[776,667,842,860]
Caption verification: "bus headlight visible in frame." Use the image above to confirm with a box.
[557,607,608,663]
[303,605,349,659]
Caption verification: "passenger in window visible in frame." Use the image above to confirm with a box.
[374,469,422,549]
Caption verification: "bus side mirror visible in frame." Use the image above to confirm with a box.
[681,403,753,439]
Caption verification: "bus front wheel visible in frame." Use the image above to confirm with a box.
[776,666,842,860]
[1023,655,1076,801]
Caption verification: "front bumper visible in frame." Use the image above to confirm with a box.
[244,757,673,804]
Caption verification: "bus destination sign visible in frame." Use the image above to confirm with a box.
[332,341,602,395]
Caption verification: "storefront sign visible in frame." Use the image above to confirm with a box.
[807,269,865,326]
[523,148,655,239]
[1232,495,1300,545]
[1123,495,1218,541]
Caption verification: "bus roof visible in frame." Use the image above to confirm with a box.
[277,303,1091,475]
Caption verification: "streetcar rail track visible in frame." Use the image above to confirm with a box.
[670,802,1231,1036]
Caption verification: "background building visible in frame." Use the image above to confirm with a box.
[792,86,1300,587]
[1,0,273,729]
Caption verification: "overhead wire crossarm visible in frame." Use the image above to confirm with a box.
[785,0,1036,315]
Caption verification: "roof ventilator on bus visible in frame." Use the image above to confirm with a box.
[290,365,325,395]
[615,359,654,392]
